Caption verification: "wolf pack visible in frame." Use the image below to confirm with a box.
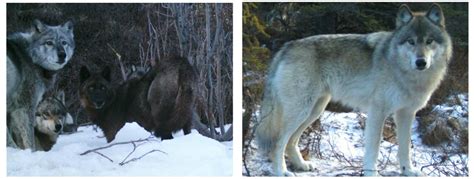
[7,19,196,152]
[7,3,454,177]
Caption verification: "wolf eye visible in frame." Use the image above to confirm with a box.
[45,41,54,46]
[88,86,94,91]
[407,39,415,45]
[61,41,68,46]
[100,86,106,90]
[426,38,434,45]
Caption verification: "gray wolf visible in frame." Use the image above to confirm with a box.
[35,91,73,151]
[7,19,74,150]
[256,3,451,176]
[79,55,196,142]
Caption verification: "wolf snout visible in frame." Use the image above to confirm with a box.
[415,58,427,70]
[94,101,105,109]
[54,124,63,133]
[57,52,66,64]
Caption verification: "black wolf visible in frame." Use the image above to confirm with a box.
[79,55,196,142]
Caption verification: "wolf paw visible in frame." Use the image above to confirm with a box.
[272,168,295,177]
[293,161,314,171]
[401,169,424,176]
[283,170,295,177]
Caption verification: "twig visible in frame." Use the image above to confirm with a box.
[107,43,127,81]
[93,151,114,163]
[80,136,168,166]
[119,149,167,166]
[80,136,154,156]
[120,141,138,165]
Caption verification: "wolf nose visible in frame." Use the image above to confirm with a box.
[415,59,427,70]
[57,52,66,64]
[55,124,62,132]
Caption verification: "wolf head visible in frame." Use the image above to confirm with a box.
[80,66,125,142]
[35,91,69,137]
[79,66,113,110]
[28,19,75,71]
[391,3,452,72]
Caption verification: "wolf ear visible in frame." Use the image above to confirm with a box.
[396,4,413,28]
[80,66,91,84]
[32,19,46,33]
[102,67,112,82]
[426,3,445,28]
[62,20,74,33]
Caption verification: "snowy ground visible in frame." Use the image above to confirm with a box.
[7,123,233,176]
[243,93,468,177]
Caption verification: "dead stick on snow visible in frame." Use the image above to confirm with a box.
[93,151,114,163]
[119,139,167,166]
[119,149,167,166]
[80,136,154,156]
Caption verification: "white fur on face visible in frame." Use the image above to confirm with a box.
[397,44,417,71]
[30,42,73,71]
[32,46,63,70]
[29,26,74,71]
[35,115,62,136]
[398,39,436,71]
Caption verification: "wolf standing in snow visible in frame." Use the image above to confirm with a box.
[79,55,195,142]
[7,20,75,150]
[256,3,452,176]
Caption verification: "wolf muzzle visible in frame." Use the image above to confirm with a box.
[415,58,427,70]
[57,48,66,64]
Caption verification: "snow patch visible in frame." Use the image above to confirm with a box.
[8,123,232,176]
[244,93,468,176]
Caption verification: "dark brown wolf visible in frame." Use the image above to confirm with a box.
[79,55,196,142]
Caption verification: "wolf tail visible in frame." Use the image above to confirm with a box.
[255,81,284,155]
[255,50,288,155]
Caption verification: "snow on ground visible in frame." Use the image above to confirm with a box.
[243,93,468,176]
[8,123,233,176]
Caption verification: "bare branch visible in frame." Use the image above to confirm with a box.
[80,136,155,156]
[93,151,114,163]
[192,111,232,141]
[107,43,127,80]
[80,135,167,166]
[119,149,167,166]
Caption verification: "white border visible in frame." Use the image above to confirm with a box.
[2,1,472,178]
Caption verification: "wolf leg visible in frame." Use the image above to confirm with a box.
[183,120,192,135]
[269,94,326,176]
[394,109,424,176]
[362,108,387,176]
[286,95,330,171]
[9,108,35,149]
[270,131,294,176]
[7,129,18,148]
